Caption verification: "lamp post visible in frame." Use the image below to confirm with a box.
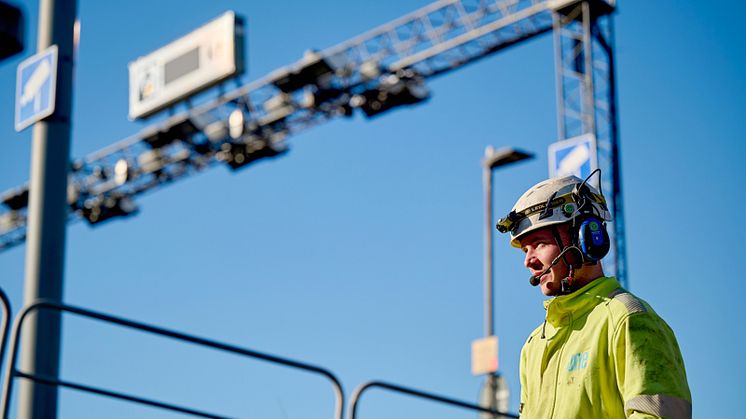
[18,1,77,418]
[480,146,533,417]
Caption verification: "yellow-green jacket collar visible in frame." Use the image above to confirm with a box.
[543,276,620,327]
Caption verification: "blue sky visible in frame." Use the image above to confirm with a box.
[1,0,744,417]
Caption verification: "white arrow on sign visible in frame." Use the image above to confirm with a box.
[20,59,51,112]
[548,133,598,182]
[558,142,590,177]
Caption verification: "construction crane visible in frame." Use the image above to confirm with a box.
[0,0,625,285]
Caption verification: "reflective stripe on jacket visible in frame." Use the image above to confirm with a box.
[519,277,691,418]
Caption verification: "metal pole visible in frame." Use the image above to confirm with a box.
[479,147,533,418]
[605,17,627,289]
[482,146,496,417]
[18,0,77,418]
[552,11,566,141]
[581,1,596,136]
[483,147,494,339]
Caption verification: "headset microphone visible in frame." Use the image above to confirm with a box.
[529,267,549,286]
[527,246,581,287]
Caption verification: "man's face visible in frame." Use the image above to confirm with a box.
[519,226,571,296]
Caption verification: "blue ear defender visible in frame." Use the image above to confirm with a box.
[577,216,610,262]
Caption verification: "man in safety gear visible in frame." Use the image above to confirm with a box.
[496,175,691,418]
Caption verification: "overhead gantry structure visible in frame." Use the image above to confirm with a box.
[0,0,625,285]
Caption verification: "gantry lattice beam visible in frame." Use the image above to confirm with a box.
[1,0,621,286]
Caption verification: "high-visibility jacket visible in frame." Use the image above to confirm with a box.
[519,276,691,418]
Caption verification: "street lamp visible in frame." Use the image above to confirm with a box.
[482,146,534,337]
[479,146,533,417]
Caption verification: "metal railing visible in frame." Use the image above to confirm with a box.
[0,288,10,386]
[0,299,345,419]
[348,380,520,419]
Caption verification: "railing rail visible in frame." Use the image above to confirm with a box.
[0,299,345,419]
[348,380,520,419]
[0,288,10,388]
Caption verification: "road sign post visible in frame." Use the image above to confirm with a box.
[18,1,77,418]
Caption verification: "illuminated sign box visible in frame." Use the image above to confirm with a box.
[128,11,245,120]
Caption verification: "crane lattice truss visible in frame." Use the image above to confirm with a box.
[0,0,625,285]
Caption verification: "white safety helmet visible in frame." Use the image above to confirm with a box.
[496,175,612,248]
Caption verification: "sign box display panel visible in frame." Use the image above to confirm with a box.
[128,11,245,120]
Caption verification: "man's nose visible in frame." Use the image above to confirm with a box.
[523,248,534,268]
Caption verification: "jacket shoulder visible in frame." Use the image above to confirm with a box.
[603,288,654,327]
[607,288,648,313]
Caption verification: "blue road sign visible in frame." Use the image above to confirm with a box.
[548,133,598,182]
[15,45,58,132]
